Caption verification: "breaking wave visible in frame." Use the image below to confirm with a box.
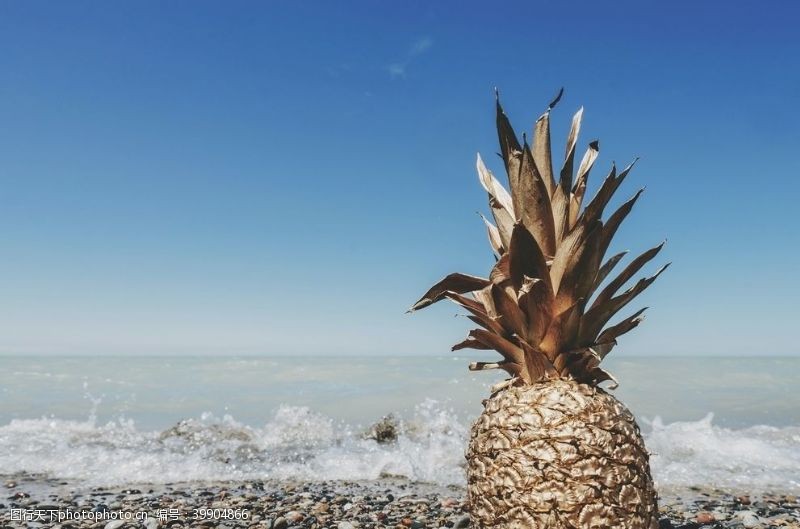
[645,413,800,492]
[1,403,798,492]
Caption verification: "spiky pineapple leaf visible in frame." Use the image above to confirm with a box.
[468,328,525,366]
[592,251,629,294]
[553,220,603,315]
[495,94,521,176]
[489,252,511,285]
[600,188,644,257]
[468,361,504,370]
[480,213,504,256]
[473,285,498,318]
[498,96,557,255]
[569,140,600,229]
[469,361,522,378]
[581,264,670,342]
[409,273,490,312]
[464,314,505,337]
[505,142,557,255]
[554,348,599,377]
[551,107,583,239]
[550,183,571,243]
[533,115,555,196]
[559,107,584,195]
[488,196,514,249]
[591,341,616,358]
[507,223,552,292]
[590,367,619,388]
[477,154,515,215]
[517,276,553,347]
[596,307,648,346]
[444,292,506,336]
[581,163,620,225]
[452,337,492,351]
[557,299,584,352]
[490,284,527,338]
[477,155,516,248]
[549,217,601,300]
[553,351,569,374]
[539,299,583,359]
[518,338,558,381]
[591,241,665,310]
[574,140,600,194]
[531,88,563,198]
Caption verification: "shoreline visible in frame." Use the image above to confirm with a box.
[2,474,798,528]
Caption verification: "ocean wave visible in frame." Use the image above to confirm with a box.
[1,402,798,492]
[645,413,800,491]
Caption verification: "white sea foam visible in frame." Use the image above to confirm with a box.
[1,403,798,492]
[0,400,468,487]
[645,413,800,491]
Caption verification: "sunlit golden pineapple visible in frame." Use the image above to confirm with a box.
[410,89,668,529]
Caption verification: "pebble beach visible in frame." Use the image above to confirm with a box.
[2,474,798,529]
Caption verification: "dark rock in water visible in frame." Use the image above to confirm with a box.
[363,414,401,444]
[158,419,252,446]
[157,419,265,466]
[659,519,675,529]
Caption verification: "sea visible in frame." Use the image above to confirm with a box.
[1,355,798,493]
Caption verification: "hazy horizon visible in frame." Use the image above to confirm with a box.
[1,351,798,358]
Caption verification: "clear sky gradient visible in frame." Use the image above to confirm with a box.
[1,1,798,356]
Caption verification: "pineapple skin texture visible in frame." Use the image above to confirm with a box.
[467,379,659,529]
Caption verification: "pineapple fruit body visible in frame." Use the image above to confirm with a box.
[467,379,659,529]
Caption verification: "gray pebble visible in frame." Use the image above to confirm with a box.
[452,514,470,528]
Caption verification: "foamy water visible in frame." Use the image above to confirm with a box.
[1,356,798,492]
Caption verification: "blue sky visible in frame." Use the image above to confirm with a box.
[0,1,798,356]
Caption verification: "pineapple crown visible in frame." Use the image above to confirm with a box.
[409,89,668,389]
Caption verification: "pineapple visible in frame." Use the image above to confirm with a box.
[409,89,667,529]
